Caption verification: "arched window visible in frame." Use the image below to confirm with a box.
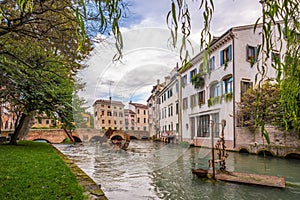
[210,82,220,98]
[222,76,233,94]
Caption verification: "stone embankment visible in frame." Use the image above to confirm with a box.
[52,146,108,200]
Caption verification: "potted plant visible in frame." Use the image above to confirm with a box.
[191,73,205,89]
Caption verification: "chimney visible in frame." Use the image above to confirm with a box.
[157,79,160,85]
[165,76,170,84]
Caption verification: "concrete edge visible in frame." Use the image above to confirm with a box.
[51,145,108,200]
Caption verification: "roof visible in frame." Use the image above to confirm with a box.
[178,22,269,74]
[93,99,124,107]
[125,109,136,115]
[129,102,148,109]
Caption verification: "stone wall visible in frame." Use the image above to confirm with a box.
[26,129,70,143]
[236,126,300,148]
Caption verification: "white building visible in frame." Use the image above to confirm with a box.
[158,69,180,138]
[179,23,285,149]
[147,80,165,138]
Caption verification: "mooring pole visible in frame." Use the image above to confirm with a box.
[211,120,215,179]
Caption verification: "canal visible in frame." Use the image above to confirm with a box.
[55,140,300,200]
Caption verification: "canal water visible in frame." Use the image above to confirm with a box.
[55,140,300,200]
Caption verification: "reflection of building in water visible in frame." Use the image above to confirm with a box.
[93,99,125,131]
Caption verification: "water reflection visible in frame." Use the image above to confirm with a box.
[55,140,300,200]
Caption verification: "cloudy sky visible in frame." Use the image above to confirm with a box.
[79,0,263,111]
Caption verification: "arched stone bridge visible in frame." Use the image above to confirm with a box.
[236,143,300,158]
[25,128,150,143]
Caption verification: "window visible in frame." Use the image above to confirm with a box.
[210,82,220,98]
[113,111,117,117]
[220,45,232,65]
[271,51,280,63]
[182,75,187,87]
[107,111,112,116]
[197,115,210,137]
[131,127,134,130]
[190,94,198,108]
[176,102,179,114]
[102,119,105,124]
[164,93,166,101]
[46,120,49,125]
[144,118,146,123]
[138,109,140,114]
[108,120,111,124]
[108,106,110,109]
[101,110,105,116]
[222,76,233,94]
[176,83,179,93]
[114,120,116,125]
[209,56,215,71]
[119,112,123,117]
[143,127,147,131]
[190,68,197,82]
[241,80,253,97]
[125,119,128,125]
[114,106,117,109]
[183,97,188,110]
[144,110,146,115]
[211,113,219,137]
[168,104,173,117]
[137,118,140,123]
[198,91,205,106]
[246,45,258,62]
[120,120,122,124]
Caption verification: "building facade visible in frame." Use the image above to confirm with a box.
[179,23,285,149]
[129,102,149,131]
[147,80,165,138]
[124,109,136,131]
[93,99,125,131]
[157,70,180,138]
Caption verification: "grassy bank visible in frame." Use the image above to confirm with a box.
[0,141,84,200]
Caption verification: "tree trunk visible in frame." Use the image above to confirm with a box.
[9,111,35,145]
[62,127,75,143]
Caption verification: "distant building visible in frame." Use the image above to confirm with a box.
[124,109,136,131]
[129,102,149,131]
[93,99,125,131]
[147,80,165,138]
[157,70,180,138]
[32,114,57,128]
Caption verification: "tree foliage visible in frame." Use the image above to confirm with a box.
[0,0,127,144]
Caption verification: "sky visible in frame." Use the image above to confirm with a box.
[79,0,263,111]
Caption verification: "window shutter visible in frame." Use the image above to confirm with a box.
[212,56,215,70]
[228,45,232,61]
[254,47,258,61]
[220,50,224,65]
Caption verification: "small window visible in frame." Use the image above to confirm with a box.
[246,45,258,62]
[198,91,205,106]
[144,118,146,123]
[101,110,105,116]
[107,111,112,116]
[137,118,140,123]
[183,97,188,110]
[210,82,220,98]
[209,56,215,71]
[220,45,232,66]
[144,110,146,115]
[182,75,187,88]
[190,68,197,82]
[102,119,105,124]
[108,120,111,124]
[175,102,179,114]
[241,80,253,98]
[271,52,280,63]
[190,94,198,108]
[223,76,233,94]
[46,120,49,125]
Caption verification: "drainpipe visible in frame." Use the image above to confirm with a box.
[231,33,236,148]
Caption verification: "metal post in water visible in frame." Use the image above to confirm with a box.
[211,120,215,179]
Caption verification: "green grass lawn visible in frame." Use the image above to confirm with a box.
[0,141,84,200]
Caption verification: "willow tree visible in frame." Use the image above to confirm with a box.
[168,0,300,142]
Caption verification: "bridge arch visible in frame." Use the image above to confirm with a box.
[257,149,274,157]
[283,152,300,159]
[33,138,50,143]
[130,136,138,140]
[238,147,250,154]
[72,136,82,143]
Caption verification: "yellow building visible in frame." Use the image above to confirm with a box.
[129,102,149,131]
[93,99,125,131]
